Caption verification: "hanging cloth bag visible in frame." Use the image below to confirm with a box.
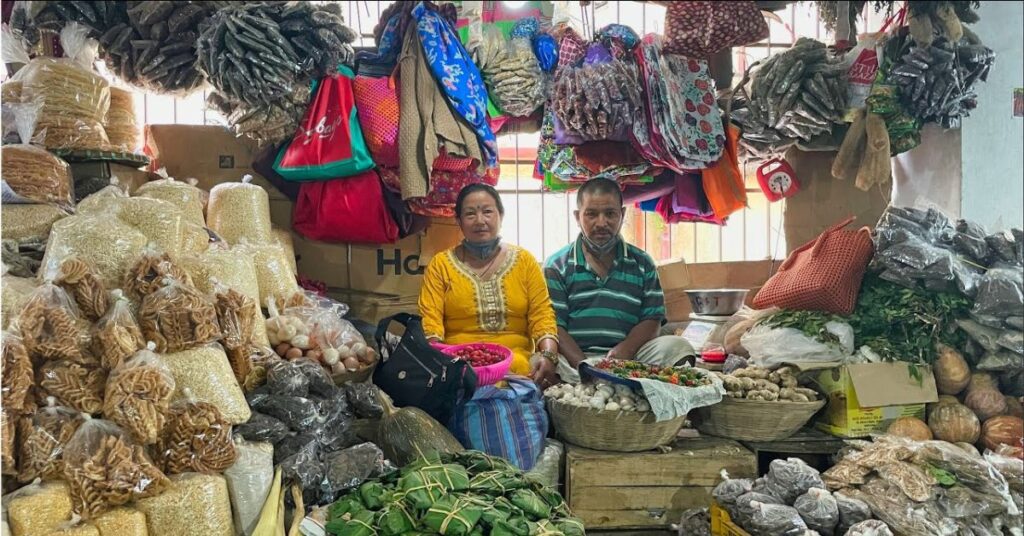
[292,170,400,245]
[447,376,548,471]
[663,1,769,58]
[273,66,374,181]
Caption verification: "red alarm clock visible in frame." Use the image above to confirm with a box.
[756,158,801,202]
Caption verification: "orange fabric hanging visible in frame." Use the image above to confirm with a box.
[701,124,747,221]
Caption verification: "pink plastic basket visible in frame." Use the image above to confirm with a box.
[436,342,514,386]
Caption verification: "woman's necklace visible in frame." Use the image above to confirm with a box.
[460,246,502,279]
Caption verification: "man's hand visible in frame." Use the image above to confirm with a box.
[530,354,559,390]
[606,342,638,361]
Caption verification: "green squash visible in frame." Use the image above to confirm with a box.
[378,391,464,466]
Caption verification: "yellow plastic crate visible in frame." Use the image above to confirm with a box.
[710,503,752,536]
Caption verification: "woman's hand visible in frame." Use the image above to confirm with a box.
[530,354,559,390]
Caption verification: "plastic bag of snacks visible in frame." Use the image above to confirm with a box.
[135,178,206,227]
[16,24,111,150]
[37,360,106,414]
[5,480,76,535]
[40,214,148,288]
[213,282,268,384]
[179,247,260,302]
[135,473,234,536]
[74,180,127,213]
[223,439,274,536]
[235,240,301,309]
[139,278,221,353]
[1,274,38,329]
[180,222,212,255]
[90,290,144,370]
[16,397,85,483]
[93,507,147,536]
[102,343,175,445]
[122,249,195,303]
[1,204,68,244]
[2,407,17,476]
[53,256,109,321]
[156,389,237,475]
[16,282,88,363]
[62,417,170,518]
[0,144,74,208]
[103,87,139,153]
[1,331,33,413]
[273,227,298,276]
[159,345,252,424]
[206,176,273,246]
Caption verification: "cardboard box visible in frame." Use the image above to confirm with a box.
[657,260,779,322]
[329,290,419,326]
[813,363,938,438]
[69,161,155,194]
[566,437,756,529]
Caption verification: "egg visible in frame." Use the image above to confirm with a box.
[331,362,346,375]
[306,349,322,362]
[343,356,360,371]
[285,347,303,360]
[274,343,291,357]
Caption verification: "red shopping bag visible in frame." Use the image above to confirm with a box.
[292,170,400,244]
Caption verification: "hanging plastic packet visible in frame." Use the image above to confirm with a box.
[90,290,144,370]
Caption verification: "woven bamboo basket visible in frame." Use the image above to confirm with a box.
[546,397,686,452]
[692,397,826,442]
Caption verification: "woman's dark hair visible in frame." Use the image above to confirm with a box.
[455,183,504,218]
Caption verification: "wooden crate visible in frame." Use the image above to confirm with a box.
[740,427,846,475]
[566,437,757,530]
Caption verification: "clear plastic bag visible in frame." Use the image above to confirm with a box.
[834,492,872,535]
[206,176,274,246]
[973,267,1024,319]
[2,273,38,329]
[179,247,261,304]
[4,480,76,536]
[62,417,170,519]
[135,178,205,228]
[90,290,144,370]
[214,283,263,384]
[1,407,16,476]
[274,304,371,376]
[159,345,251,425]
[742,322,855,368]
[139,279,221,353]
[1,204,68,244]
[40,214,148,288]
[343,382,384,419]
[235,240,300,310]
[234,412,290,445]
[16,398,85,483]
[322,442,387,493]
[135,473,234,536]
[272,228,297,276]
[224,439,274,536]
[122,249,195,303]
[0,144,74,208]
[977,350,1023,372]
[104,87,139,153]
[37,360,106,414]
[957,319,1003,352]
[526,438,565,489]
[102,343,176,445]
[747,501,809,536]
[16,24,110,151]
[764,458,827,505]
[795,488,839,536]
[278,440,324,490]
[156,390,237,475]
[843,520,893,536]
[1,331,33,413]
[53,256,109,322]
[265,359,311,398]
[15,282,88,363]
[487,36,546,117]
[984,449,1024,493]
[713,470,754,508]
[997,330,1024,355]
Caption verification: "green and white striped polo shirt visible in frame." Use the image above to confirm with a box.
[544,236,666,353]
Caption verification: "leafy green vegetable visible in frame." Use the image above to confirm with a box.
[762,273,970,366]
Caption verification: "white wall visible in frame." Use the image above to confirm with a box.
[960,1,1024,231]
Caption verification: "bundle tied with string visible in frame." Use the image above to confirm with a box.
[105,87,139,152]
[17,24,111,151]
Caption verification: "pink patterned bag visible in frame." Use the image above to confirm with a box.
[663,1,768,58]
[353,75,400,168]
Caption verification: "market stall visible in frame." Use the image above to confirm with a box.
[1,0,1022,535]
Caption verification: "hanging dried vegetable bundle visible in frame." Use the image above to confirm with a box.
[205,85,312,147]
[730,38,848,159]
[480,26,546,118]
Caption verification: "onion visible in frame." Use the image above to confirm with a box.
[343,356,360,371]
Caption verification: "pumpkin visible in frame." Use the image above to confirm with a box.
[887,417,933,441]
[980,415,1024,453]
[377,391,464,466]
[1004,396,1024,419]
[928,402,981,444]
[928,395,961,420]
[967,372,998,394]
[964,388,1008,422]
[934,345,970,395]
[955,442,981,457]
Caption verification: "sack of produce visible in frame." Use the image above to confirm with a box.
[135,473,234,536]
[1,331,34,413]
[272,228,297,276]
[90,290,144,370]
[1,204,68,244]
[16,282,88,363]
[102,343,175,445]
[763,458,826,504]
[16,398,85,483]
[224,439,274,536]
[53,256,109,321]
[713,470,754,508]
[526,438,565,489]
[156,390,237,474]
[741,321,854,368]
[139,278,221,353]
[159,345,251,424]
[449,376,548,470]
[206,176,274,246]
[235,240,300,309]
[135,178,206,227]
[62,417,170,518]
[40,214,148,288]
[0,144,74,208]
[37,360,106,414]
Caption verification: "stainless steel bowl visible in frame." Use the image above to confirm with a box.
[684,289,750,316]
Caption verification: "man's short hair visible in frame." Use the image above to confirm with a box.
[576,178,624,208]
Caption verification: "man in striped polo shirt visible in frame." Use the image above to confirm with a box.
[544,178,696,383]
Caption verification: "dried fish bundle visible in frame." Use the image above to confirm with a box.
[206,85,312,146]
[884,36,994,129]
[731,38,848,159]
[552,59,641,141]
[269,2,357,79]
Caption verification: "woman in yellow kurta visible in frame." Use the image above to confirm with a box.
[419,184,560,387]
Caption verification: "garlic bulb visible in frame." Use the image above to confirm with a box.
[605,401,621,411]
[636,400,651,412]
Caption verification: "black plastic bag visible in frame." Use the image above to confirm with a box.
[763,458,826,504]
[322,442,387,492]
[235,412,290,444]
[794,488,839,536]
[266,360,310,397]
[834,492,872,534]
[294,358,339,398]
[252,395,321,430]
[343,382,384,419]
[280,441,324,489]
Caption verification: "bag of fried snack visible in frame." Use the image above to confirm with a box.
[53,256,108,321]
[2,330,34,413]
[138,278,221,353]
[212,280,264,384]
[156,388,238,475]
[37,360,106,414]
[62,416,170,519]
[17,397,86,482]
[90,290,144,370]
[15,282,88,363]
[123,248,195,304]
[103,342,175,445]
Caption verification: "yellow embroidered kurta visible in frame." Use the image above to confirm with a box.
[418,245,558,375]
